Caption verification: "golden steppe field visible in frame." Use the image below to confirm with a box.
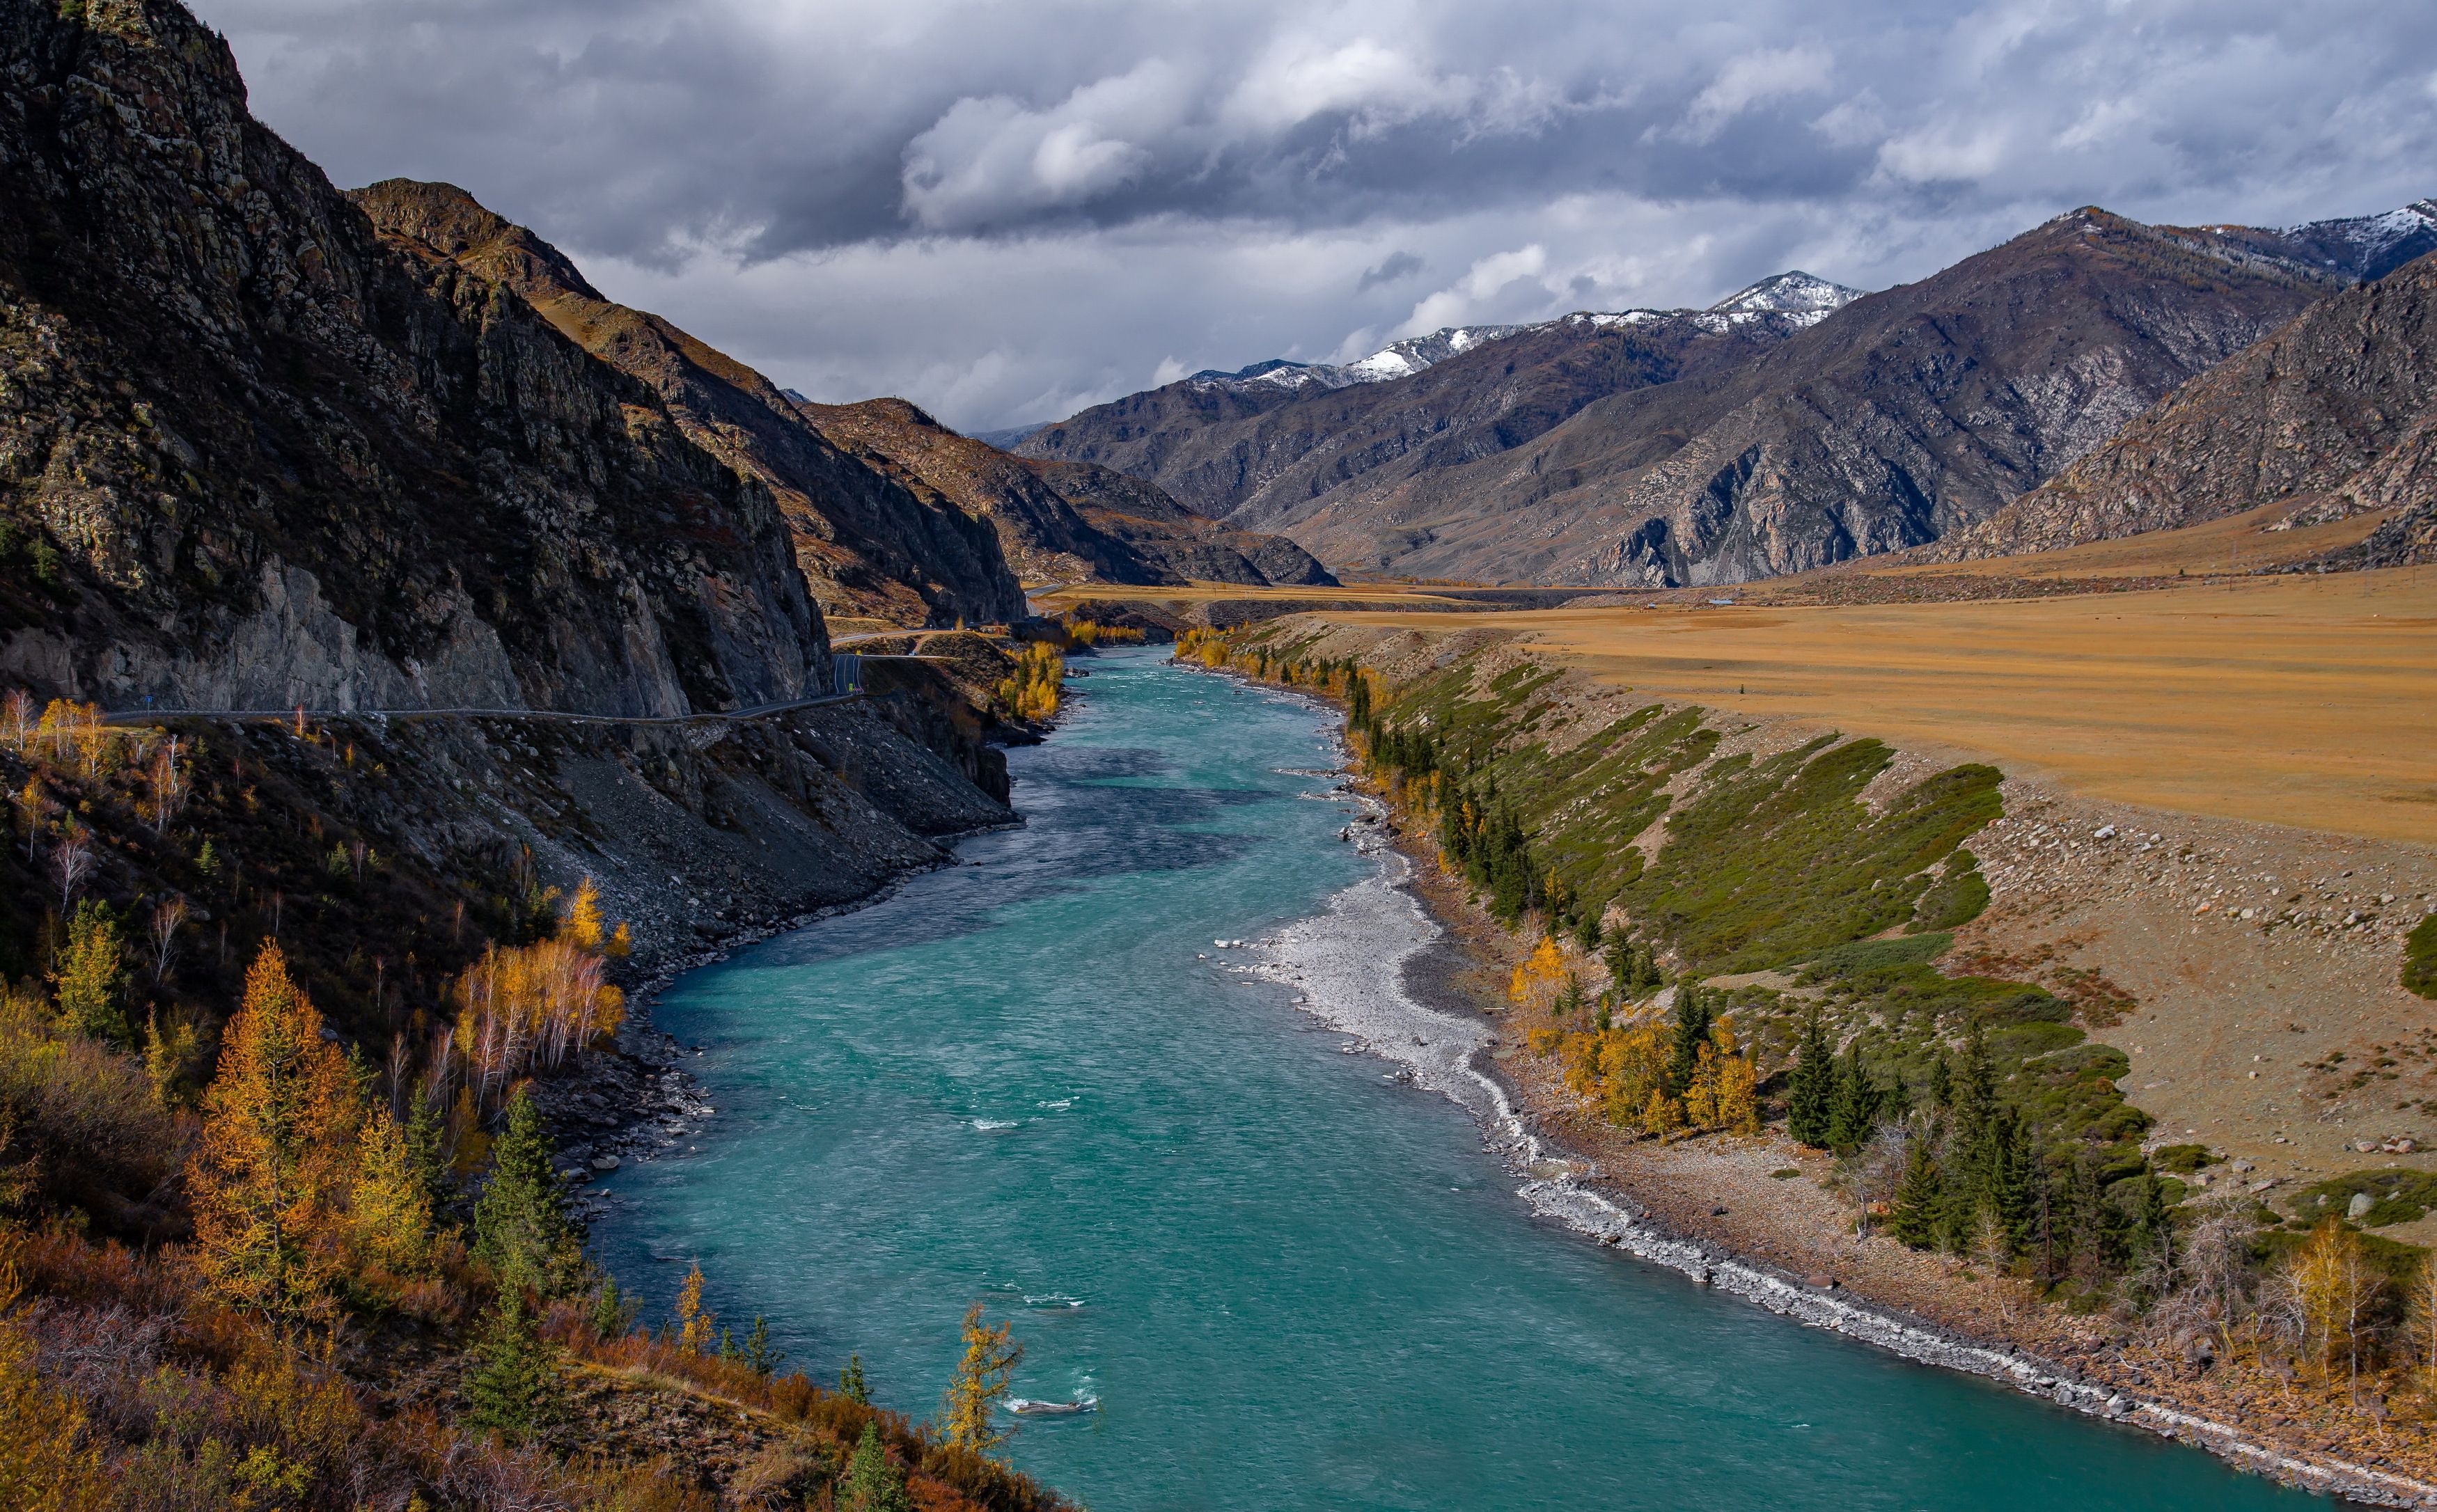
[1053,556,2436,846]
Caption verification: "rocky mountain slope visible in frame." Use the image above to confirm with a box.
[350,180,1027,629]
[1026,210,2394,586]
[1926,249,2437,569]
[0,0,844,714]
[1014,277,1860,549]
[1303,209,2341,585]
[799,398,1334,589]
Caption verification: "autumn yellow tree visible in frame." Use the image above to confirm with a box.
[940,1303,1023,1453]
[675,1261,716,1355]
[1682,1043,1721,1128]
[191,944,362,1321]
[1714,1046,1760,1136]
[49,901,127,1046]
[1507,936,1565,1006]
[348,1109,436,1275]
[2406,1249,2437,1386]
[0,1321,106,1511]
[1640,1088,1682,1140]
[2285,1220,2382,1392]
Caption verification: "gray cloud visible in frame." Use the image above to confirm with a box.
[196,0,2437,430]
[1358,251,1425,292]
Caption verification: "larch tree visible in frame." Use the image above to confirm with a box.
[191,944,361,1322]
[939,1303,1022,1454]
[50,900,127,1046]
[349,1109,436,1275]
[674,1261,716,1355]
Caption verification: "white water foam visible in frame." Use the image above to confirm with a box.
[1237,790,2436,1508]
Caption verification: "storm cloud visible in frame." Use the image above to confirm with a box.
[199,0,2437,430]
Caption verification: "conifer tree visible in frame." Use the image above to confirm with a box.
[1890,1133,1942,1247]
[472,1087,586,1298]
[1825,1044,1881,1155]
[840,1353,870,1405]
[1786,1009,1834,1147]
[50,900,127,1046]
[741,1316,783,1377]
[588,1277,632,1339]
[939,1304,1022,1454]
[192,943,361,1321]
[839,1422,914,1512]
[464,1289,563,1440]
[1667,980,1711,1093]
[349,1108,435,1275]
[404,1090,450,1213]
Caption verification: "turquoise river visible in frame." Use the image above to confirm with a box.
[593,649,2319,1511]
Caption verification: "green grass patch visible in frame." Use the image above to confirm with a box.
[2286,1169,2437,1229]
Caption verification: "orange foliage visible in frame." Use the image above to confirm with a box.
[190,944,361,1321]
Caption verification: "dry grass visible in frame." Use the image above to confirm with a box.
[1322,565,2437,844]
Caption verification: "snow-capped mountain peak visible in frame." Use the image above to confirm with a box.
[1182,273,1866,397]
[1707,270,1865,318]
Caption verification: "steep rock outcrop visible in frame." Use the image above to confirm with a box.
[1927,251,2437,564]
[0,0,840,714]
[350,180,1027,629]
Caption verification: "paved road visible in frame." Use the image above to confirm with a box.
[100,688,858,728]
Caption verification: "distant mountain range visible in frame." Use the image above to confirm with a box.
[1017,202,2437,585]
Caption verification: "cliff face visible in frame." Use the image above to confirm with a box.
[1927,251,2437,566]
[350,180,1028,629]
[0,0,835,714]
[798,397,1335,590]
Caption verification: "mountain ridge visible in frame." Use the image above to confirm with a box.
[0,5,831,714]
[1024,205,2375,585]
[350,179,1029,629]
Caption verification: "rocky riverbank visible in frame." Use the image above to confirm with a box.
[1194,659,2437,1508]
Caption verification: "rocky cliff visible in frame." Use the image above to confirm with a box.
[800,397,1335,590]
[350,180,1028,629]
[0,0,851,714]
[1926,251,2437,567]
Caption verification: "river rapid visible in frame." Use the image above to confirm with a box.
[592,649,2319,1511]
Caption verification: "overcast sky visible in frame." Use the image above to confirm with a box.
[200,0,2437,432]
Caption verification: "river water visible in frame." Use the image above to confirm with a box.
[592,649,2316,1511]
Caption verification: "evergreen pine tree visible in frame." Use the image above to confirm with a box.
[1667,980,1712,1093]
[1825,1044,1881,1154]
[742,1316,783,1377]
[1889,1133,1942,1247]
[838,1422,914,1512]
[473,1088,586,1298]
[404,1089,450,1213]
[587,1276,631,1338]
[2064,1151,2124,1282]
[1786,1009,1834,1147]
[464,1289,564,1440]
[1927,1053,1952,1110]
[840,1353,870,1405]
